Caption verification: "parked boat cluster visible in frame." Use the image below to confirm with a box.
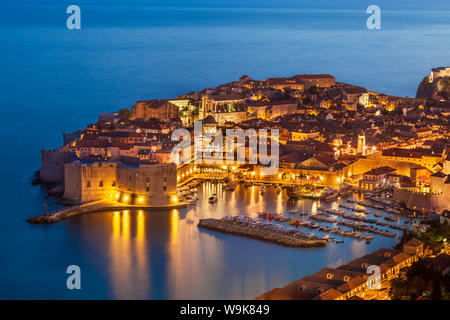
[194,180,409,245]
[177,179,201,205]
[317,206,405,237]
[352,196,402,214]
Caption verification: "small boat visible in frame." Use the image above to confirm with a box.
[321,234,332,241]
[208,194,218,203]
[277,216,290,222]
[289,209,299,214]
[336,240,344,243]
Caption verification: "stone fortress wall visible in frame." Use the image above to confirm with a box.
[40,149,77,183]
[63,161,178,205]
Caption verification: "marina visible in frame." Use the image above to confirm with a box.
[193,181,413,247]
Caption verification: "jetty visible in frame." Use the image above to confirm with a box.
[198,218,326,248]
[27,199,187,224]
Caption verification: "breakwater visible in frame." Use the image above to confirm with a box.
[198,218,326,248]
[27,200,187,224]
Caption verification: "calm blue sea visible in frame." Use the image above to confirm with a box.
[0,1,449,299]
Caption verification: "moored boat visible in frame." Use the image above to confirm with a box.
[208,194,218,203]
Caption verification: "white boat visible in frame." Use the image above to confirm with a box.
[289,209,299,214]
[208,194,218,203]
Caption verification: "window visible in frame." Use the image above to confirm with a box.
[146,177,150,182]
[99,181,103,187]
[146,187,150,192]
[112,181,116,187]
[326,273,333,279]
[163,186,167,191]
[163,177,167,182]
[86,181,91,188]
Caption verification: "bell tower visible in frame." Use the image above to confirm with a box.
[357,133,366,155]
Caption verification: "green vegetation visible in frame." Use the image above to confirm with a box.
[307,85,319,95]
[396,221,449,254]
[118,108,132,120]
[417,221,450,253]
[389,257,449,300]
[356,103,365,112]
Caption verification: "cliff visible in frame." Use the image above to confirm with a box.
[416,75,450,100]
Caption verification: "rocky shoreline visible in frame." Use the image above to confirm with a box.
[27,216,61,224]
[198,218,326,248]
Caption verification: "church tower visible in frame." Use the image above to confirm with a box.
[357,133,366,155]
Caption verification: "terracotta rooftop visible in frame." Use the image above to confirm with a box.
[404,238,424,248]
[313,288,344,300]
[364,166,396,176]
[290,74,335,80]
[254,288,315,300]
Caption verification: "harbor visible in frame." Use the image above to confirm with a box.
[176,178,418,252]
[16,178,422,299]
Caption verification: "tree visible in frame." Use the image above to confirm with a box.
[307,85,318,95]
[390,278,408,300]
[431,273,442,300]
[119,108,132,120]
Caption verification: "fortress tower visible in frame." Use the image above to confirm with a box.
[431,67,450,81]
[357,134,366,155]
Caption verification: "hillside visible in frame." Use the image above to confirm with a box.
[416,75,450,100]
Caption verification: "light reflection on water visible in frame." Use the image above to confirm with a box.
[72,182,404,299]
